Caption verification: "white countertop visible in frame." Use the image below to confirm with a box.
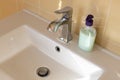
[0,10,120,80]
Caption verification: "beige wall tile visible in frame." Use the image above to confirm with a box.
[72,0,91,34]
[38,8,58,21]
[17,0,24,10]
[23,2,39,15]
[0,0,18,20]
[72,0,110,44]
[101,39,120,56]
[39,0,72,13]
[24,0,40,8]
[0,10,3,19]
[37,0,73,21]
[39,0,60,15]
[102,0,120,55]
[105,0,120,43]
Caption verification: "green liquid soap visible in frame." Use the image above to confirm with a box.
[78,27,96,52]
[78,14,96,52]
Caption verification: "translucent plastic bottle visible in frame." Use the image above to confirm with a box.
[78,14,96,52]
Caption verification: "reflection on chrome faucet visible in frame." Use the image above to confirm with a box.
[47,6,73,43]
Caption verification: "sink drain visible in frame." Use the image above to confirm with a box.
[36,67,49,77]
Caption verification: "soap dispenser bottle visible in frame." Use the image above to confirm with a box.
[78,14,96,52]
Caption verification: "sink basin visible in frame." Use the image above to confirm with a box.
[0,25,103,80]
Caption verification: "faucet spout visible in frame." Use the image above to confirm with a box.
[47,18,66,32]
[47,6,73,43]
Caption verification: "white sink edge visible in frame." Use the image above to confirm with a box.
[23,25,104,79]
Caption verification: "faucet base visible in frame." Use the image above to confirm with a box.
[59,36,72,43]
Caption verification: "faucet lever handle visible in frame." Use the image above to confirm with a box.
[55,6,73,17]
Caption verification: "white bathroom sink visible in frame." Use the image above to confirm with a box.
[0,25,103,80]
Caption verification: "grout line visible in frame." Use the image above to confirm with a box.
[24,1,37,8]
[102,0,113,38]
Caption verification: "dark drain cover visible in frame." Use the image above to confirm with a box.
[37,67,49,77]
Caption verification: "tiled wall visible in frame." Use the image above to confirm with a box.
[23,0,110,45]
[0,0,23,20]
[100,0,120,55]
[0,0,120,55]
